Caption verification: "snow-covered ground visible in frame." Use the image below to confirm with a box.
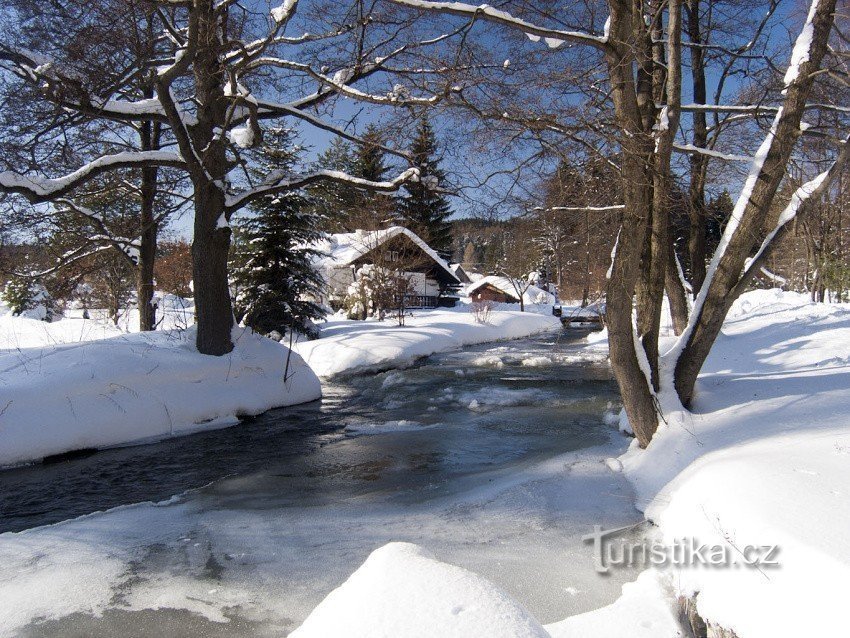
[2,288,846,637]
[0,307,321,468]
[618,289,850,637]
[292,303,563,377]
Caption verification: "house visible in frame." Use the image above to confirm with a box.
[312,226,461,309]
[466,276,556,306]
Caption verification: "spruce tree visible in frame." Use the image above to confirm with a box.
[311,127,393,231]
[231,128,326,338]
[311,138,358,232]
[398,117,453,256]
[352,125,395,229]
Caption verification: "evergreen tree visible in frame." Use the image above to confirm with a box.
[230,128,326,338]
[311,127,394,231]
[705,190,733,255]
[397,117,453,256]
[355,125,389,183]
[310,138,359,233]
[351,125,395,229]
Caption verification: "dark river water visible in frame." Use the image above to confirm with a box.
[0,329,615,533]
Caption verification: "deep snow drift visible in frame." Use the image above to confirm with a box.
[290,542,550,638]
[293,303,563,377]
[0,314,321,467]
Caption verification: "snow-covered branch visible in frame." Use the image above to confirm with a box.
[225,167,420,211]
[529,204,625,213]
[0,152,185,202]
[672,144,751,162]
[737,131,850,294]
[388,0,608,49]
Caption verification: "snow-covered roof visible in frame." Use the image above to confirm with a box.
[466,276,555,306]
[313,226,460,283]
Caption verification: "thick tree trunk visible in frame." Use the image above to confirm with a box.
[192,182,233,355]
[186,0,234,355]
[674,0,837,406]
[604,0,660,448]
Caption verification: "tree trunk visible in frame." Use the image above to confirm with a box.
[192,181,234,355]
[686,0,708,296]
[137,113,160,332]
[665,245,690,335]
[603,0,660,448]
[673,0,837,406]
[187,0,234,355]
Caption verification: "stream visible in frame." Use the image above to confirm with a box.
[0,329,644,636]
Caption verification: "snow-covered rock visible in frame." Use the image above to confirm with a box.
[290,542,549,638]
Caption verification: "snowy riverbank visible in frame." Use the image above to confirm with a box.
[292,304,564,377]
[0,314,321,468]
[618,289,850,637]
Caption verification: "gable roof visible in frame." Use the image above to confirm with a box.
[313,226,460,284]
[466,276,555,305]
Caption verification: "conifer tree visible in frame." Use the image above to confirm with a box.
[398,117,453,255]
[312,128,394,231]
[231,128,326,338]
[311,139,359,233]
[352,125,396,229]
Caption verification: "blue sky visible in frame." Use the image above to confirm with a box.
[168,0,812,238]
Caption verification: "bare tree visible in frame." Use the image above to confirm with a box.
[0,0,462,354]
[388,0,844,447]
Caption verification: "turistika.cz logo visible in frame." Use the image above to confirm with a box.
[582,524,781,574]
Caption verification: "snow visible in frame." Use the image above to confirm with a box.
[292,305,561,377]
[290,543,549,638]
[619,289,850,637]
[0,317,321,468]
[4,286,847,636]
[0,151,183,199]
[545,569,680,638]
[271,0,298,22]
[344,419,430,434]
[228,124,255,149]
[783,0,819,87]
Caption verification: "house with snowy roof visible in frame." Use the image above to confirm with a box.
[466,275,555,309]
[312,226,461,309]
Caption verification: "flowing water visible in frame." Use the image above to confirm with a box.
[0,330,644,637]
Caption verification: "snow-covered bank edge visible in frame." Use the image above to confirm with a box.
[0,323,321,469]
[292,305,564,378]
[613,290,850,637]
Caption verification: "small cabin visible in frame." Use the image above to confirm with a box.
[468,282,520,304]
[465,275,556,306]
